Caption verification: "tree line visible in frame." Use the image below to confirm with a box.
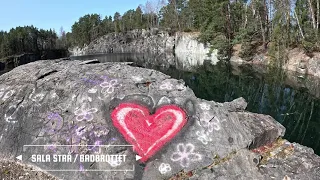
[1,0,319,61]
[67,0,320,61]
[0,26,68,59]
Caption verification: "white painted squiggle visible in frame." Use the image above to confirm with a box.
[197,112,221,131]
[2,90,15,101]
[199,102,211,110]
[170,143,202,167]
[31,93,45,102]
[88,87,98,94]
[108,159,122,167]
[100,79,120,96]
[196,130,212,144]
[74,105,98,122]
[4,105,19,124]
[159,163,172,174]
[160,82,173,90]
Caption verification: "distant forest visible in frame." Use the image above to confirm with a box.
[1,0,320,60]
[0,26,67,59]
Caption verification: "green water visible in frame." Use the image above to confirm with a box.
[72,53,320,155]
[165,63,320,155]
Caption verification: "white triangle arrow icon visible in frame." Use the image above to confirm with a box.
[16,155,22,161]
[136,155,142,161]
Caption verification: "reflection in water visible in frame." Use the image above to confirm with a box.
[57,54,320,155]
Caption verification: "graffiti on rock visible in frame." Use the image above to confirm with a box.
[88,87,98,94]
[81,77,104,86]
[1,102,23,141]
[4,105,20,124]
[28,88,46,106]
[199,102,211,111]
[0,88,5,98]
[81,75,122,98]
[170,143,202,167]
[111,102,187,162]
[159,82,174,91]
[131,76,143,82]
[108,158,122,167]
[198,112,222,132]
[42,110,110,155]
[74,105,98,122]
[196,130,212,145]
[159,163,172,174]
[157,96,171,106]
[81,75,115,85]
[100,79,120,95]
[2,90,15,101]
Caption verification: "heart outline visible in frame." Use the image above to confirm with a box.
[111,103,187,162]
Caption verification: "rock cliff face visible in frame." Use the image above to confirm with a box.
[285,48,320,77]
[0,50,68,73]
[69,29,219,66]
[0,59,319,180]
[174,32,219,66]
[0,53,40,72]
[231,47,320,78]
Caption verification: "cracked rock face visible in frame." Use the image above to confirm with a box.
[70,29,175,56]
[0,59,319,180]
[69,29,220,66]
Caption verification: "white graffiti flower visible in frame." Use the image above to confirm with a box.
[196,130,212,144]
[100,79,119,95]
[201,112,212,121]
[74,106,98,122]
[198,112,221,132]
[108,159,122,167]
[199,102,211,111]
[160,82,174,90]
[159,163,172,175]
[171,143,202,167]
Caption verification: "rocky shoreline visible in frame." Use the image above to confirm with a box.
[0,59,319,179]
[0,49,68,73]
[69,29,219,66]
[70,29,320,79]
[231,47,320,79]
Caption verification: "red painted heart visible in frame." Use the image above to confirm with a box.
[111,103,187,162]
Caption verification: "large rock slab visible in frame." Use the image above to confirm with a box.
[0,59,319,180]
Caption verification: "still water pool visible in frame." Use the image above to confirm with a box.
[72,53,320,155]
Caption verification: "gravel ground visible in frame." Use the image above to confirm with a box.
[0,159,58,180]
